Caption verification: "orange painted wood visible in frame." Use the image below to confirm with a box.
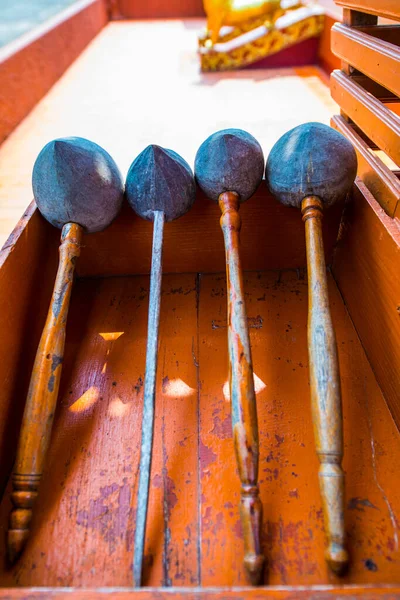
[7,223,83,563]
[332,178,400,429]
[73,187,345,278]
[335,0,400,21]
[0,268,399,587]
[358,25,400,46]
[1,588,400,599]
[331,24,400,98]
[331,115,400,216]
[0,0,108,143]
[318,13,341,75]
[301,197,346,574]
[197,270,400,586]
[116,0,205,18]
[351,76,398,105]
[331,70,400,167]
[0,274,199,587]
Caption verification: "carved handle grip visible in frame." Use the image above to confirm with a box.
[8,222,82,563]
[219,192,264,585]
[302,197,348,575]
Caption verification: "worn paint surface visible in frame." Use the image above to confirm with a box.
[302,197,347,574]
[0,271,400,587]
[1,586,400,599]
[7,222,82,563]
[218,191,263,585]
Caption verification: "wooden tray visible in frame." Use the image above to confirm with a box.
[0,180,399,597]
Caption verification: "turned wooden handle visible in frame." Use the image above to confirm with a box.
[8,222,82,563]
[302,197,348,575]
[219,191,264,585]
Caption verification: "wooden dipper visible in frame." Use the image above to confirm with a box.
[7,137,124,563]
[195,128,265,585]
[266,121,357,575]
[125,145,196,587]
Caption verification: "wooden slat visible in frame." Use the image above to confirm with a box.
[1,587,400,599]
[331,70,400,166]
[333,178,400,428]
[351,75,398,104]
[335,0,400,21]
[331,24,400,97]
[1,271,400,586]
[359,24,400,45]
[74,188,345,278]
[331,115,400,215]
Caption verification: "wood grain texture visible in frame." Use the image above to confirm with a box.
[335,0,400,21]
[0,204,60,498]
[72,187,345,278]
[302,197,347,574]
[331,24,400,97]
[0,274,199,587]
[330,70,400,167]
[198,270,400,586]
[0,271,399,586]
[0,587,400,599]
[219,192,263,585]
[332,178,400,429]
[8,223,82,563]
[0,0,108,143]
[331,115,400,216]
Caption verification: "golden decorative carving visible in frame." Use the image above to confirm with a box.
[199,1,324,71]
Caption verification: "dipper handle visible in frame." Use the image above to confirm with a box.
[7,222,82,563]
[302,197,348,575]
[133,210,165,587]
[219,192,264,585]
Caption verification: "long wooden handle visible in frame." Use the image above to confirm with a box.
[8,222,82,563]
[302,197,348,575]
[219,191,264,585]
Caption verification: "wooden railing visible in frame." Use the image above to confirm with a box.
[330,2,400,217]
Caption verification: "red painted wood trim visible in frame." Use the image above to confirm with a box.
[117,0,205,18]
[0,0,108,143]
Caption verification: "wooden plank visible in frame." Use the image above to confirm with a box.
[75,188,344,278]
[332,178,400,427]
[331,24,400,97]
[358,24,400,45]
[331,115,400,216]
[198,271,400,586]
[0,274,199,587]
[1,270,400,587]
[335,0,400,21]
[331,70,400,166]
[351,75,398,104]
[1,587,400,599]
